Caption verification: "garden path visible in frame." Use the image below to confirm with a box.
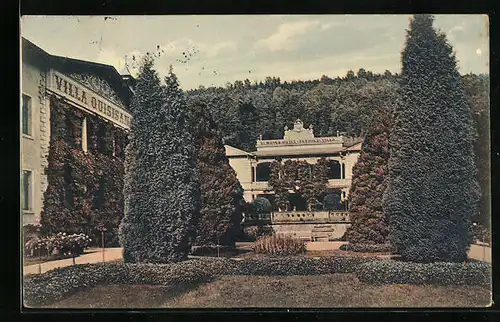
[23,247,123,275]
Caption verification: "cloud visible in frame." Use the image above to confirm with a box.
[255,20,322,52]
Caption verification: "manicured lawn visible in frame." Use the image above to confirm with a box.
[43,273,491,308]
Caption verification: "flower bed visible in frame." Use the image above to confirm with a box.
[24,233,92,258]
[355,260,491,286]
[253,235,306,256]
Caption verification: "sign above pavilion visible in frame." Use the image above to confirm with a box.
[46,70,132,129]
[256,119,344,148]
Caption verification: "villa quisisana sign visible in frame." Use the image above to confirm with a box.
[47,70,132,129]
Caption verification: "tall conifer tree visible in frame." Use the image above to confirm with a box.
[119,59,200,263]
[189,103,244,247]
[383,15,479,263]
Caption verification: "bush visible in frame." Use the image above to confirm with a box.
[253,234,306,256]
[339,243,395,253]
[323,193,341,211]
[251,197,272,215]
[356,260,491,286]
[24,233,92,258]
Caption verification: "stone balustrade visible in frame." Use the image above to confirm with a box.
[271,211,350,223]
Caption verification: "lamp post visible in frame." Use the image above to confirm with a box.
[99,227,107,263]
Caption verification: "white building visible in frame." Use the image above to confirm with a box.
[21,37,135,226]
[225,119,362,209]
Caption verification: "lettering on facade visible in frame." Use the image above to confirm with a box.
[49,71,131,129]
[258,137,342,147]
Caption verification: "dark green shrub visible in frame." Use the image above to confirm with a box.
[253,235,306,256]
[251,197,272,215]
[356,260,491,286]
[339,243,394,253]
[323,193,341,211]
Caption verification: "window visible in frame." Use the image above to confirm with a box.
[22,94,32,136]
[256,162,272,182]
[81,117,88,153]
[23,170,33,211]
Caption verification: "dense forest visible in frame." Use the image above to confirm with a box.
[185,69,488,151]
[185,69,490,227]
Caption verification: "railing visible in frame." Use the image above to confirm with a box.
[251,181,270,191]
[271,211,350,223]
[251,179,349,191]
[243,211,350,225]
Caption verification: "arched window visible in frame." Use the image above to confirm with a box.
[256,162,272,182]
[327,160,341,179]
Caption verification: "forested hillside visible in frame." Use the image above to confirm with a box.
[186,70,488,153]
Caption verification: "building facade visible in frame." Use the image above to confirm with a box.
[225,119,362,209]
[21,37,135,227]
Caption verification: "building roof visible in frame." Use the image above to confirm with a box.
[346,142,363,151]
[224,145,253,157]
[22,37,135,108]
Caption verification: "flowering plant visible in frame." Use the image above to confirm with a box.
[24,232,92,258]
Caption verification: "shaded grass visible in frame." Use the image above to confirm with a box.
[164,274,491,308]
[43,274,491,308]
[41,283,202,309]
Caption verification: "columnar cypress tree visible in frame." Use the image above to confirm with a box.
[119,56,163,263]
[119,59,200,263]
[189,103,244,247]
[345,123,390,245]
[382,15,479,263]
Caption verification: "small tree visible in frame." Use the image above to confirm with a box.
[383,15,479,263]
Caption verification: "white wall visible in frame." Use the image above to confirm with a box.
[21,62,47,225]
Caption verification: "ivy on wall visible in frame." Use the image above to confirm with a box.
[40,96,128,247]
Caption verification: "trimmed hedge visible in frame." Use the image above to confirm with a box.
[356,260,491,286]
[339,243,395,253]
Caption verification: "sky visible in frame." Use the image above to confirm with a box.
[21,15,489,90]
